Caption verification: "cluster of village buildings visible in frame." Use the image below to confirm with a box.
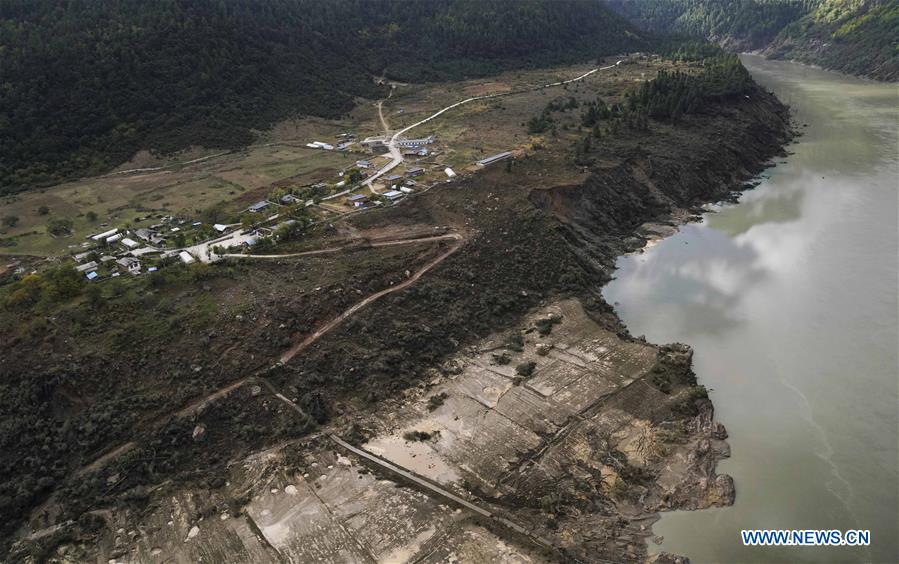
[307,131,437,158]
[298,131,442,209]
[68,211,267,281]
[303,129,511,210]
[69,127,513,281]
[70,215,222,280]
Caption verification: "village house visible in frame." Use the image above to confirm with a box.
[76,261,98,273]
[396,134,435,148]
[347,194,368,207]
[116,257,141,275]
[88,228,118,241]
[305,141,334,150]
[248,200,270,213]
[361,135,386,147]
[476,151,512,166]
[361,136,389,154]
[135,228,165,246]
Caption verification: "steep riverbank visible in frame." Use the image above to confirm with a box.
[607,54,899,564]
[530,82,793,273]
[522,80,793,559]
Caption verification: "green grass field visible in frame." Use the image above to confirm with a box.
[0,57,669,257]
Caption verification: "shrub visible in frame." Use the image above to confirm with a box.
[492,352,511,365]
[427,392,448,411]
[46,217,73,236]
[3,273,44,308]
[535,314,562,336]
[403,430,435,442]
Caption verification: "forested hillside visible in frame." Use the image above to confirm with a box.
[607,0,898,80]
[606,0,810,50]
[0,0,643,195]
[764,0,899,80]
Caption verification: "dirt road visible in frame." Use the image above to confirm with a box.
[279,234,463,363]
[77,233,464,475]
[222,233,461,260]
[364,61,621,190]
[377,99,391,135]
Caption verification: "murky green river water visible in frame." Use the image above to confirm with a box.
[603,55,898,563]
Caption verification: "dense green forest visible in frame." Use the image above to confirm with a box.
[765,0,899,80]
[0,0,644,195]
[629,54,754,119]
[607,0,811,49]
[607,0,898,80]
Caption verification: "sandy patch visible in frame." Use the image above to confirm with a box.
[462,82,513,96]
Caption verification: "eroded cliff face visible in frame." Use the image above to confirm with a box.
[530,82,792,272]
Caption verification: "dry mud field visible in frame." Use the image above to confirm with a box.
[64,299,731,564]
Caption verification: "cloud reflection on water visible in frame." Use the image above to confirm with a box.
[610,165,857,344]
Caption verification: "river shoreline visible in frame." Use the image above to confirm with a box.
[607,55,898,563]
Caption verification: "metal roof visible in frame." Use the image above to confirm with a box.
[476,151,513,166]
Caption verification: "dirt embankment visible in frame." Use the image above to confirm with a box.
[505,83,792,558]
[530,82,792,274]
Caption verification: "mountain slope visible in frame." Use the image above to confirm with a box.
[606,0,898,80]
[606,0,809,50]
[0,0,644,195]
[764,0,899,80]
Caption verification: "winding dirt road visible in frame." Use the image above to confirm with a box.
[363,60,622,190]
[279,233,462,363]
[75,59,622,479]
[222,232,460,260]
[78,233,464,475]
